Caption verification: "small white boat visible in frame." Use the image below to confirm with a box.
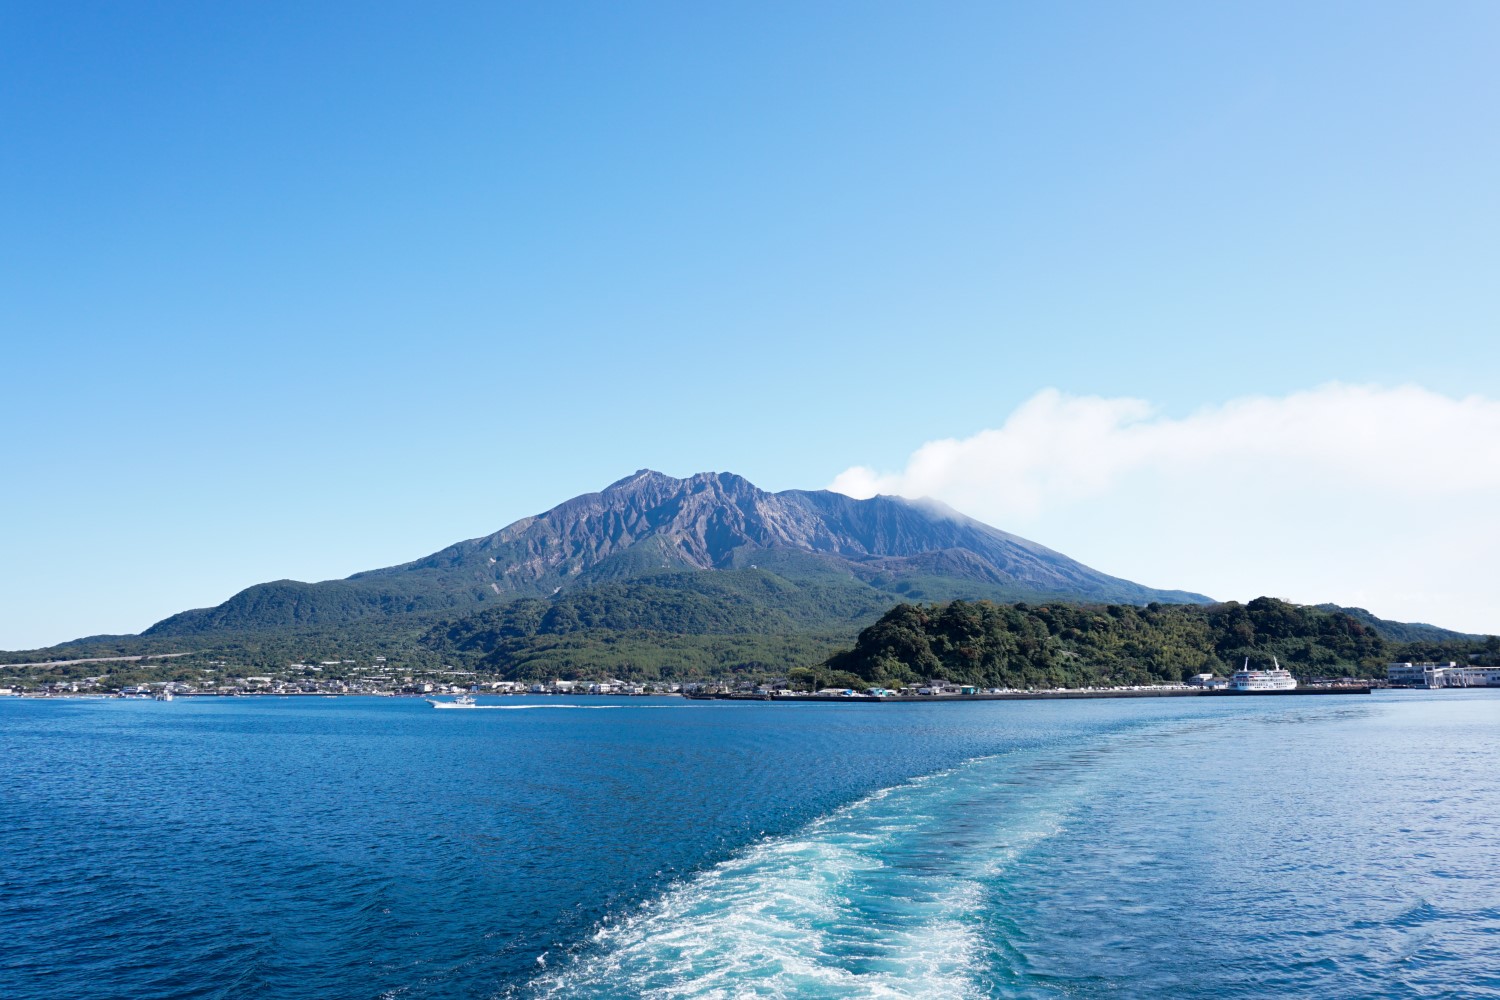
[427,695,478,709]
[1229,656,1298,692]
[154,688,174,702]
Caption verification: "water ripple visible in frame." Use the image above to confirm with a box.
[3,692,1498,999]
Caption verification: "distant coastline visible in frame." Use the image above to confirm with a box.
[4,684,1384,704]
[683,686,1372,702]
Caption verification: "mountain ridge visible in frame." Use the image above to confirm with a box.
[143,469,1210,637]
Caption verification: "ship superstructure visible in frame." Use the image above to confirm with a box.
[1230,656,1298,692]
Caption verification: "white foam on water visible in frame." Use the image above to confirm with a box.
[524,754,1081,999]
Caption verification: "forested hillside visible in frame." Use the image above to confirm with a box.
[818,597,1408,690]
[417,569,887,679]
[9,576,1491,689]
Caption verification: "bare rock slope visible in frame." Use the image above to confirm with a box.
[145,470,1209,636]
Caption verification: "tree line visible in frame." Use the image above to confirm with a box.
[818,596,1492,689]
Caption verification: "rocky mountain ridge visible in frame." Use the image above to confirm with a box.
[144,470,1210,637]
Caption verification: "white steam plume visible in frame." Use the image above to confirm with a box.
[831,384,1500,634]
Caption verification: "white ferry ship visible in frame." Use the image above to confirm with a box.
[1230,656,1297,692]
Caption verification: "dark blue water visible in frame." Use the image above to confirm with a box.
[1,693,1496,999]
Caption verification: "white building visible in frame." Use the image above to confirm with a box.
[1387,662,1500,688]
[1447,667,1500,687]
[1387,662,1454,687]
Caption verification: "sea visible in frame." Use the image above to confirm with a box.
[2,690,1496,1000]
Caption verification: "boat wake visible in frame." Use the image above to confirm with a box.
[521,751,1087,999]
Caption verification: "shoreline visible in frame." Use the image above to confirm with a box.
[1,686,1384,703]
[686,686,1374,703]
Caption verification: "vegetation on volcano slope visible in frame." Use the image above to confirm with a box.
[425,570,892,643]
[417,569,889,680]
[8,568,1494,690]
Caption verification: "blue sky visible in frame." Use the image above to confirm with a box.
[4,2,1499,647]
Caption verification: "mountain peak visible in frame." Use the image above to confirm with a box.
[601,469,762,500]
[142,469,1211,637]
[604,469,675,491]
[402,470,1208,607]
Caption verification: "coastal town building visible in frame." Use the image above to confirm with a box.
[1387,662,1500,688]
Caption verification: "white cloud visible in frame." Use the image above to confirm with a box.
[831,385,1500,634]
